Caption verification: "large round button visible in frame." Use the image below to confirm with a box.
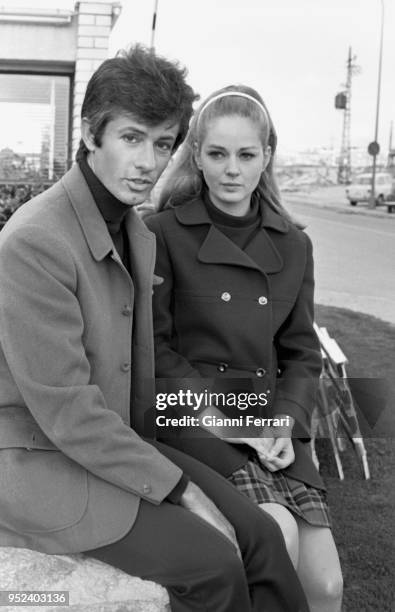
[122,305,133,316]
[121,362,131,372]
[217,362,228,373]
[256,368,266,377]
[258,296,268,306]
[221,292,231,302]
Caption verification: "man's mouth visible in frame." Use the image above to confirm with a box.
[126,178,153,191]
[127,178,152,185]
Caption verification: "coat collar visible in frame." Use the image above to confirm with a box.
[61,164,154,263]
[174,195,290,233]
[174,196,288,274]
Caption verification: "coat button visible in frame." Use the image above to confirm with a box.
[258,296,268,306]
[121,362,131,372]
[217,362,228,373]
[221,292,231,302]
[142,484,152,494]
[256,368,266,377]
[122,305,133,316]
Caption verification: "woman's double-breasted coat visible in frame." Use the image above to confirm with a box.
[0,164,183,554]
[145,197,324,489]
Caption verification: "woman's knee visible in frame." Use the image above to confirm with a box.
[297,523,343,608]
[259,503,299,567]
[316,568,343,602]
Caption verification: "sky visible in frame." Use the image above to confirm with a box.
[3,0,395,156]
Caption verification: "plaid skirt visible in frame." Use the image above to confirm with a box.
[228,456,331,528]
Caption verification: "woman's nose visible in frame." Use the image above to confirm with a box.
[225,156,240,176]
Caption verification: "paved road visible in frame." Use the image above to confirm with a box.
[283,198,395,325]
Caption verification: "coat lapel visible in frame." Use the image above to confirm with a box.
[175,196,287,275]
[124,209,156,297]
[197,225,265,272]
[62,164,156,294]
[62,164,114,261]
[243,229,283,274]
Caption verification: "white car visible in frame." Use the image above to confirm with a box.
[346,173,395,206]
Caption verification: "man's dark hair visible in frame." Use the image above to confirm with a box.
[76,44,198,159]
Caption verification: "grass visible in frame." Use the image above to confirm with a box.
[314,305,395,612]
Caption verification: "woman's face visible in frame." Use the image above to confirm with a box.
[195,115,270,216]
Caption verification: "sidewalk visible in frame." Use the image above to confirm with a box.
[282,185,395,219]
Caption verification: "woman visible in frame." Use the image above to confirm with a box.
[145,85,343,612]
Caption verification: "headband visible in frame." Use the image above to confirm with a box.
[197,91,269,125]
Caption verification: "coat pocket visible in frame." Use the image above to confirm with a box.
[0,448,88,533]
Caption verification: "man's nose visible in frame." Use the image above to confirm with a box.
[135,142,156,172]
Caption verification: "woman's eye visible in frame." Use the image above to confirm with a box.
[208,151,224,159]
[240,152,255,160]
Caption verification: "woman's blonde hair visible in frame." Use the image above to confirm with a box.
[157,84,300,226]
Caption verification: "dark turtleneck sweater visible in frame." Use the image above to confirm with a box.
[79,154,131,271]
[79,154,189,504]
[203,190,261,249]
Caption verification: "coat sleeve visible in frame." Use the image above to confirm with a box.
[272,233,322,439]
[0,224,183,504]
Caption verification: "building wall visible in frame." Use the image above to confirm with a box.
[0,18,77,63]
[0,1,121,171]
[73,2,120,158]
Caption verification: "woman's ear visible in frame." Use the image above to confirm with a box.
[262,145,272,172]
[193,143,202,171]
[81,118,96,153]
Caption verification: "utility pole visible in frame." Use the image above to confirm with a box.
[335,47,359,184]
[368,0,385,208]
[150,0,159,50]
[388,121,395,172]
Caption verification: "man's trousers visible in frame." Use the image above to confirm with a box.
[87,441,309,612]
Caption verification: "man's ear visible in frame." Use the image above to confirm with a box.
[262,145,272,172]
[80,118,96,153]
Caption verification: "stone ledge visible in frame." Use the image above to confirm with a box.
[0,547,170,612]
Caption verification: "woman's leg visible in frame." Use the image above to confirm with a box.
[295,518,343,612]
[259,502,299,568]
[154,441,310,612]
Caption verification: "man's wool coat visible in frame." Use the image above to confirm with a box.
[0,164,183,553]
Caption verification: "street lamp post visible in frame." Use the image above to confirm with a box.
[369,0,385,209]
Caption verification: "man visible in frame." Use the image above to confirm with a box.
[0,46,308,611]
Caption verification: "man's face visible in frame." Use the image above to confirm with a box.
[84,113,179,206]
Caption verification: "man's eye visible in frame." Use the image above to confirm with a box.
[156,142,172,153]
[122,134,139,144]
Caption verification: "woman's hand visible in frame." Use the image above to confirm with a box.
[259,436,295,471]
[226,433,275,458]
[257,415,296,471]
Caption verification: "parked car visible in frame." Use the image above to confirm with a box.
[345,172,395,206]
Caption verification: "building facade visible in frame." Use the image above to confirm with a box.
[0,1,121,184]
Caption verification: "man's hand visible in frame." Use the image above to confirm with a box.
[180,481,242,559]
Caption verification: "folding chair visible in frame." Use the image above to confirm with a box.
[311,323,370,480]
